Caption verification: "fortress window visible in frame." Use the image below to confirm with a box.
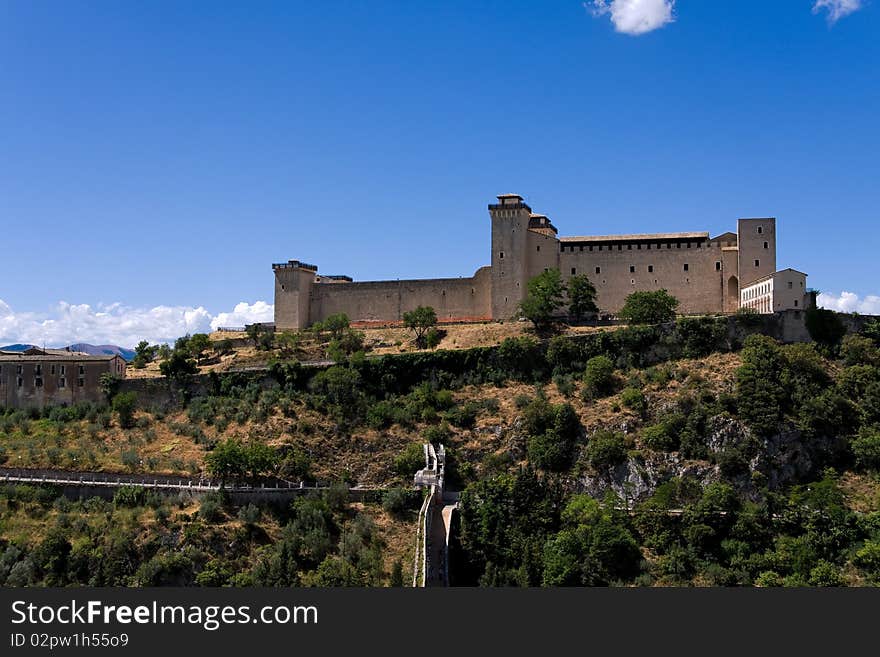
[281,285,285,290]
[35,364,42,375]
[788,282,793,289]
[59,378,65,388]
[757,226,763,234]
[631,279,635,284]
[51,364,55,375]
[571,268,577,275]
[79,365,85,375]
[536,245,540,252]
[630,266,635,273]
[35,377,42,388]
[60,365,65,375]
[794,300,799,307]
[648,265,654,273]
[754,259,760,267]
[763,241,769,249]
[683,263,689,272]
[716,261,721,271]
[595,267,601,274]
[17,377,22,387]
[499,252,504,259]
[16,365,22,374]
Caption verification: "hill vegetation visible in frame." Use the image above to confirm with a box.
[3,303,880,586]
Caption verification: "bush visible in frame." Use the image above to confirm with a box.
[111,392,137,429]
[620,388,647,417]
[852,427,880,471]
[382,488,421,516]
[642,418,683,452]
[585,430,627,470]
[583,356,616,398]
[394,443,425,476]
[199,494,224,523]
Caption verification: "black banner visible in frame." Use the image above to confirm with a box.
[1,588,877,655]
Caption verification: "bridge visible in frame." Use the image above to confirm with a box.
[412,443,458,587]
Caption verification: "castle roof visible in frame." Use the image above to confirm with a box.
[560,231,709,243]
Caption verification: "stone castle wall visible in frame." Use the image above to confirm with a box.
[308,266,492,325]
[273,194,785,329]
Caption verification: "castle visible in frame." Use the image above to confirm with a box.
[273,193,808,329]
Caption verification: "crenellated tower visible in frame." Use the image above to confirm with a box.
[488,194,533,319]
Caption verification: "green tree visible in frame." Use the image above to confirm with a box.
[403,306,438,349]
[585,430,627,470]
[583,355,616,398]
[619,289,679,324]
[159,351,198,379]
[275,331,302,359]
[520,269,566,329]
[188,333,212,364]
[205,439,249,484]
[132,340,159,369]
[111,392,138,429]
[567,274,598,322]
[805,307,846,349]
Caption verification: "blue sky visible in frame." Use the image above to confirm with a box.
[0,1,878,345]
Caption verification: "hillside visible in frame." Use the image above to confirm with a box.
[2,315,880,586]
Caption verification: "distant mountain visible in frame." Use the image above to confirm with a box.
[67,344,136,361]
[1,343,135,361]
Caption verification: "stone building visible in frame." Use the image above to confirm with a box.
[273,193,806,329]
[0,347,127,410]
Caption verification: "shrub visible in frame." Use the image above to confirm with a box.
[642,419,681,452]
[841,335,880,367]
[620,388,647,417]
[852,427,880,471]
[199,494,224,523]
[393,443,425,476]
[237,503,262,526]
[443,402,479,429]
[111,392,138,429]
[585,430,627,470]
[382,488,421,515]
[583,356,616,398]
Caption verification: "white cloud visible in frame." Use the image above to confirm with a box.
[813,0,863,23]
[818,291,880,315]
[587,0,675,35]
[210,301,275,331]
[0,299,275,348]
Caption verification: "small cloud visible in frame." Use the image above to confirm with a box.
[812,0,863,24]
[0,299,274,348]
[587,0,675,36]
[818,291,880,314]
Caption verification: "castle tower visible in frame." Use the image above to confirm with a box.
[737,218,776,287]
[272,260,318,330]
[489,194,533,319]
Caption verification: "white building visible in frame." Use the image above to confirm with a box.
[740,268,808,314]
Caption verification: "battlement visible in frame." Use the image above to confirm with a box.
[488,193,531,212]
[272,260,318,272]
